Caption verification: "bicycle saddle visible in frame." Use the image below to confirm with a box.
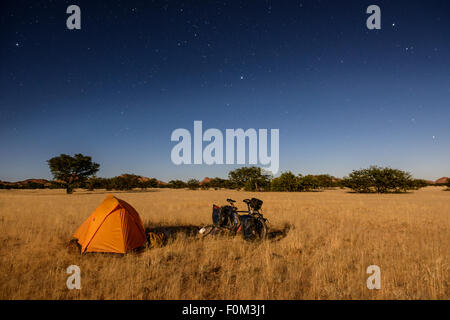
[243,199,251,204]
[226,198,236,203]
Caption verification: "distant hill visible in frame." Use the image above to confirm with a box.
[21,179,51,185]
[200,177,213,185]
[135,175,167,186]
[1,178,51,185]
[434,177,449,184]
[0,179,52,188]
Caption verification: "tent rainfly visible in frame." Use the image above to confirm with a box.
[73,195,146,254]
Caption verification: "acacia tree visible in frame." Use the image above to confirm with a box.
[342,166,421,193]
[228,166,272,191]
[47,154,100,194]
[271,171,299,191]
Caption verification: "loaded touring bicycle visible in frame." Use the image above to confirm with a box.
[200,197,268,241]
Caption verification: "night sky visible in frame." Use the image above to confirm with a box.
[1,0,449,181]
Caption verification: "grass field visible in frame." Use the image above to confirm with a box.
[0,187,448,299]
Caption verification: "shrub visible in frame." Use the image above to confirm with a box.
[342,166,421,193]
[168,180,187,189]
[298,175,320,191]
[409,179,429,190]
[228,166,271,191]
[187,179,200,190]
[201,177,233,190]
[142,178,159,189]
[271,172,299,191]
[314,174,335,189]
[84,176,106,191]
[109,174,140,190]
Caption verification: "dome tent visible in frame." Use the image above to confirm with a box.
[73,195,146,254]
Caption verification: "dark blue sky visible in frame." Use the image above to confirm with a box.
[1,0,449,181]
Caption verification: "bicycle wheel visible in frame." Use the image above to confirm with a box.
[242,217,267,241]
[253,218,267,241]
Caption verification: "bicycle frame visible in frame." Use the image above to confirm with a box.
[233,202,266,221]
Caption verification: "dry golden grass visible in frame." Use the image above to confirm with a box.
[0,187,448,299]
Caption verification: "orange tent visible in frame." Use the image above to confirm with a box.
[73,195,146,254]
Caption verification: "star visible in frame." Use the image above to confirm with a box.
[15,42,20,47]
[392,23,395,27]
[240,75,244,80]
